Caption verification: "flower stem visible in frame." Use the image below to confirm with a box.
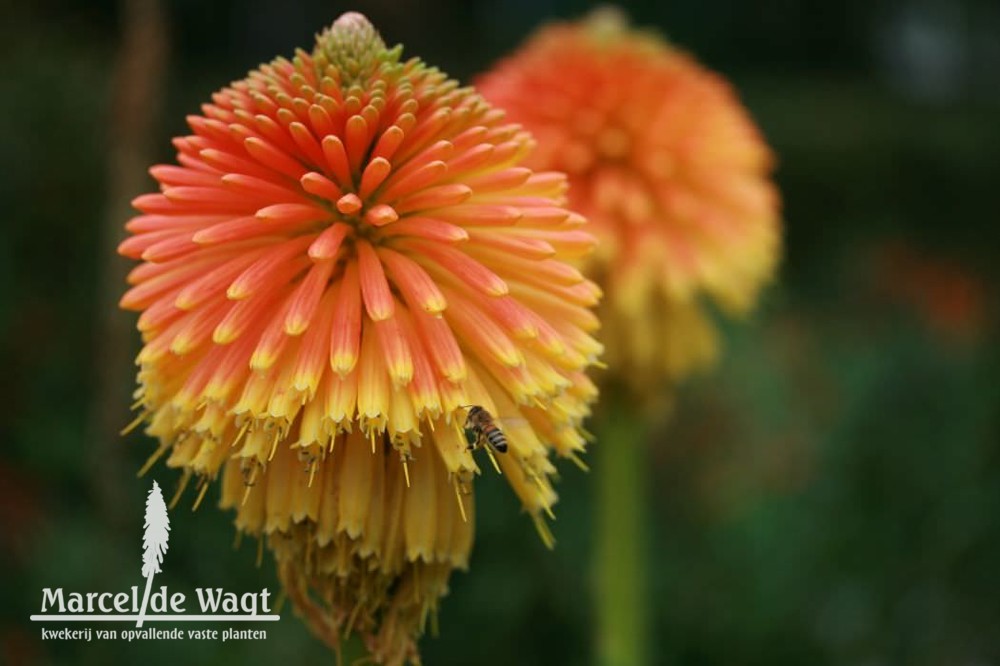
[594,401,649,666]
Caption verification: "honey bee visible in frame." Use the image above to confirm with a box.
[462,405,508,454]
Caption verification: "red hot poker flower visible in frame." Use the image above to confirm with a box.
[119,12,601,664]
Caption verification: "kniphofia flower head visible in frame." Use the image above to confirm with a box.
[118,12,601,664]
[478,10,781,388]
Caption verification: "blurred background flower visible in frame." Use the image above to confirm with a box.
[2,1,998,665]
[478,9,780,389]
[478,11,781,665]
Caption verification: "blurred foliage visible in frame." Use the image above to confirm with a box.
[1,1,998,665]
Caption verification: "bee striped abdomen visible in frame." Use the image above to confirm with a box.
[484,428,508,452]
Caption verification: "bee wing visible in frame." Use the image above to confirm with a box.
[493,415,550,454]
[495,416,529,430]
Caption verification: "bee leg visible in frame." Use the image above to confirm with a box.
[463,427,478,450]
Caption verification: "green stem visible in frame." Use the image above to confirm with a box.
[594,403,649,666]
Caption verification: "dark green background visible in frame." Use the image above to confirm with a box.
[2,1,998,664]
